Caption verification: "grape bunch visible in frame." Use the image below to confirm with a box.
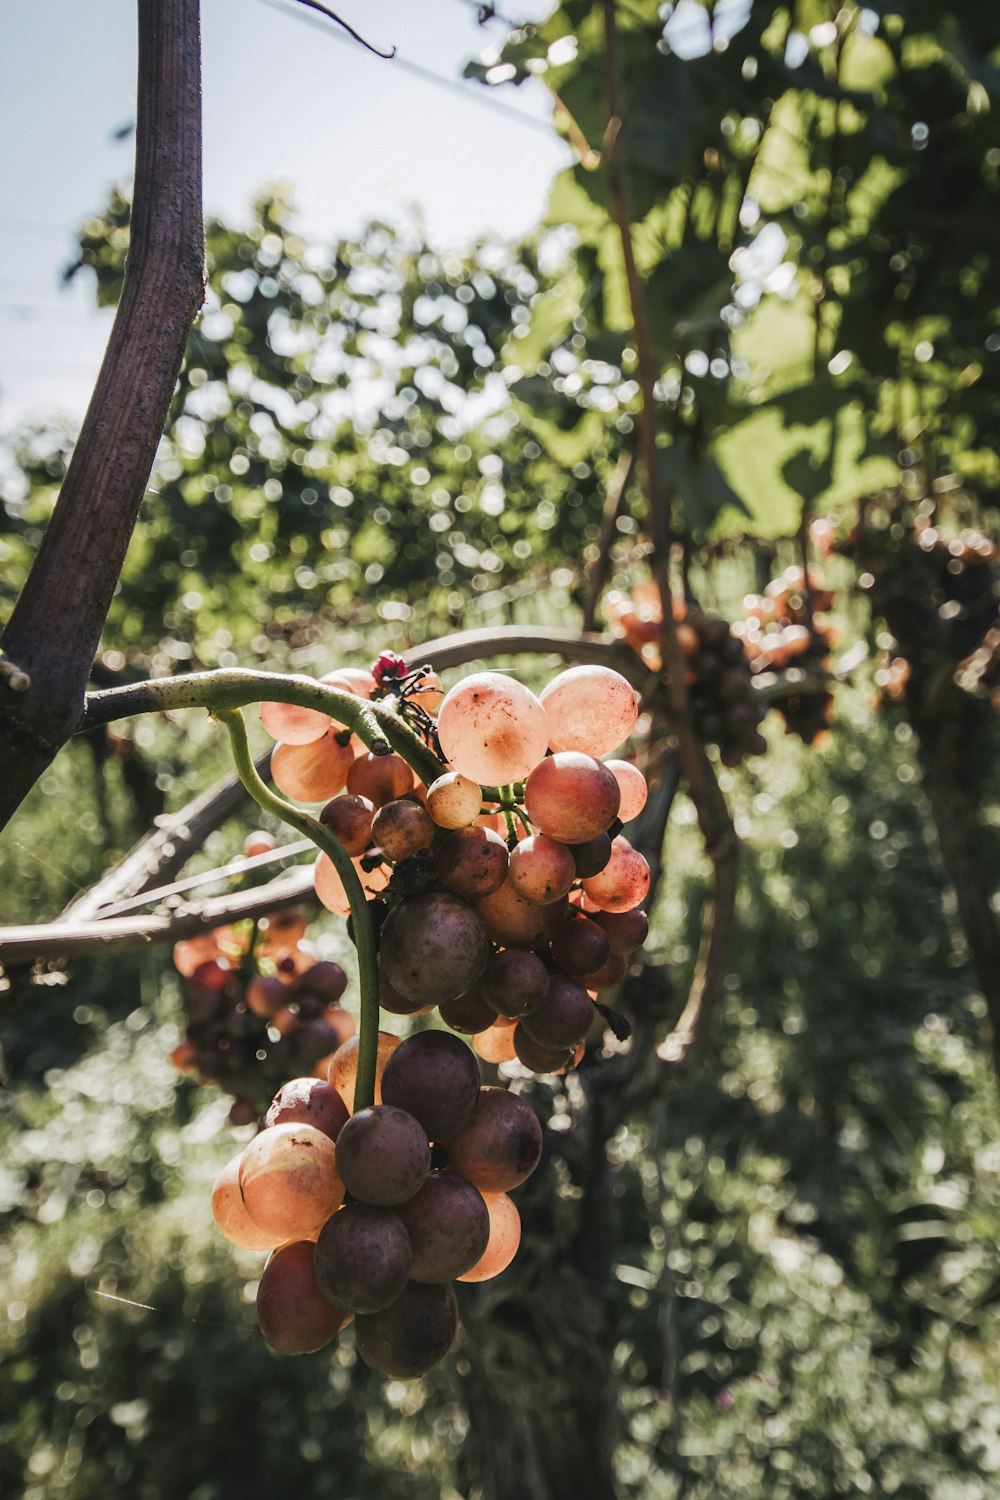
[843,518,999,710]
[212,1030,540,1375]
[735,567,837,745]
[170,885,355,1124]
[604,585,767,767]
[261,660,653,1074]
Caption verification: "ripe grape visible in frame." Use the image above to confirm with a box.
[436,671,549,785]
[379,892,490,1006]
[426,771,482,830]
[354,1280,459,1379]
[569,834,613,878]
[512,1027,573,1075]
[523,753,621,844]
[520,975,594,1050]
[436,825,510,900]
[319,794,375,856]
[603,759,648,823]
[371,798,434,861]
[211,1153,280,1252]
[472,1020,518,1064]
[457,1192,521,1283]
[328,1031,401,1108]
[245,975,287,1019]
[380,1030,481,1141]
[550,914,611,977]
[257,1240,350,1354]
[333,1105,431,1206]
[438,987,497,1035]
[293,959,348,1006]
[239,1123,344,1241]
[540,666,638,757]
[480,948,549,1019]
[592,907,650,953]
[442,1086,542,1193]
[313,1203,413,1313]
[474,880,555,949]
[507,834,577,904]
[346,751,414,807]
[259,700,330,746]
[582,836,651,913]
[272,733,355,802]
[264,1077,350,1142]
[396,1172,491,1282]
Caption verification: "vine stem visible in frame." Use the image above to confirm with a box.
[215,708,380,1114]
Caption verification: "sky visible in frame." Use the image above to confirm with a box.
[0,0,567,433]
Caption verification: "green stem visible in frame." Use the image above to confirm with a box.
[499,784,520,848]
[216,707,380,1113]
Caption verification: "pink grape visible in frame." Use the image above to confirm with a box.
[474,880,556,949]
[257,1240,350,1354]
[436,672,549,786]
[582,836,651,913]
[328,1031,401,1108]
[472,1021,518,1064]
[272,733,355,802]
[211,1153,280,1252]
[346,752,414,808]
[457,1192,521,1283]
[319,794,375,856]
[238,1123,344,1241]
[540,665,639,757]
[603,759,648,822]
[259,699,331,746]
[507,834,576,905]
[426,771,483,829]
[523,753,621,844]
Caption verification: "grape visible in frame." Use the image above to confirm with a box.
[442,1086,542,1193]
[540,666,638,757]
[396,1171,490,1282]
[334,1105,431,1206]
[257,1240,350,1354]
[408,669,444,715]
[436,671,549,785]
[293,959,348,1006]
[436,826,509,900]
[457,1192,521,1283]
[211,1153,280,1252]
[239,1123,344,1241]
[245,975,287,1019]
[355,1280,459,1379]
[512,1027,573,1075]
[173,930,231,978]
[346,752,414,807]
[586,952,627,989]
[426,771,482,830]
[438,987,497,1035]
[521,975,594,1050]
[370,798,434,862]
[313,1203,412,1313]
[507,834,576,904]
[523,753,621,844]
[324,666,376,699]
[550,914,611,977]
[473,1021,518,1064]
[313,853,353,917]
[328,1031,401,1108]
[582,836,651,913]
[379,892,490,1006]
[264,1078,350,1142]
[272,733,355,802]
[259,699,330,746]
[379,969,435,1017]
[319,794,375,856]
[603,759,648,823]
[474,880,556,949]
[481,948,549,1019]
[569,834,612,878]
[380,1030,481,1141]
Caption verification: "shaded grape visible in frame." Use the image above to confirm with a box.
[313,1203,412,1313]
[521,975,594,1050]
[355,1280,459,1379]
[441,1086,542,1193]
[436,825,510,900]
[396,1171,490,1282]
[481,947,549,1019]
[380,1030,481,1141]
[334,1105,431,1206]
[257,1240,350,1354]
[379,892,490,1006]
[371,798,435,861]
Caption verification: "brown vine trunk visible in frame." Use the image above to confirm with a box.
[912,695,1000,1079]
[0,0,204,832]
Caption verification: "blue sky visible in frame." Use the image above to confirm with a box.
[0,0,566,430]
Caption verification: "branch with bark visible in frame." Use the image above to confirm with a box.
[0,0,205,832]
